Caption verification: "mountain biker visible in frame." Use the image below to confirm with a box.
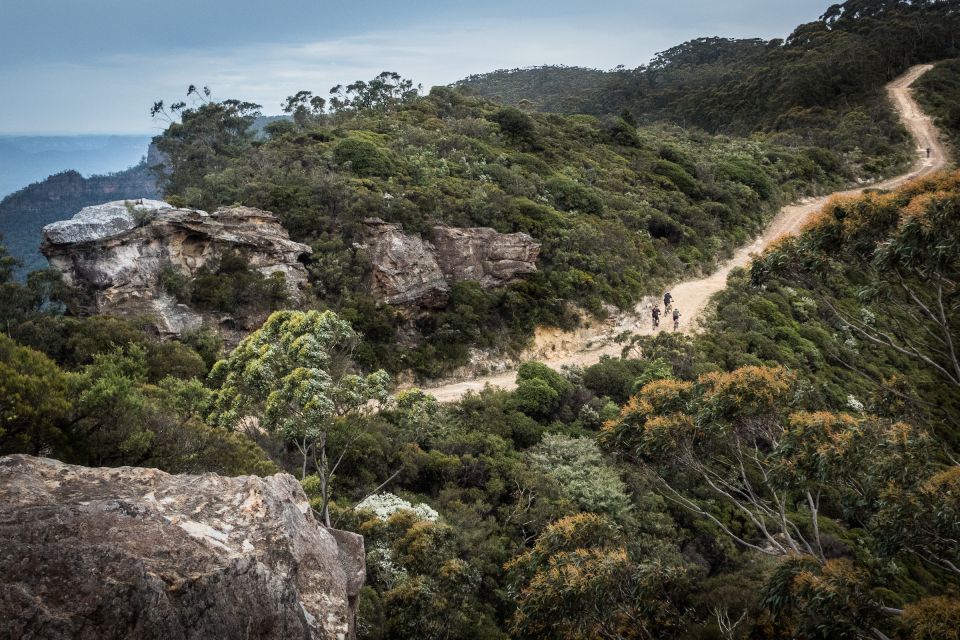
[672,308,681,331]
[663,291,673,313]
[651,305,661,329]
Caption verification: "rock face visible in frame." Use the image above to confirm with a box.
[432,225,540,288]
[357,218,540,308]
[358,218,449,308]
[43,198,170,244]
[42,202,311,336]
[0,454,365,640]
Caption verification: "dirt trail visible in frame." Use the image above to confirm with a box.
[421,64,949,402]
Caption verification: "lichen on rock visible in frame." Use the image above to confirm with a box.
[0,454,365,640]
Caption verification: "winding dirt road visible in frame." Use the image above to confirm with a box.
[421,64,949,402]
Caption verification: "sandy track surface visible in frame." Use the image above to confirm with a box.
[421,64,949,402]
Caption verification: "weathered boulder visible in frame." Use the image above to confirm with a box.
[0,454,365,640]
[42,202,311,337]
[42,199,170,244]
[357,218,540,308]
[356,218,449,308]
[431,226,540,287]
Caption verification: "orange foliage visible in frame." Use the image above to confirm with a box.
[699,365,796,418]
[902,596,960,640]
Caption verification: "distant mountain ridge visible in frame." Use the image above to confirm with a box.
[0,118,289,279]
[0,134,153,200]
[0,161,160,278]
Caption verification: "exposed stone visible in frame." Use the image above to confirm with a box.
[42,203,311,337]
[357,218,539,308]
[356,218,449,308]
[0,454,365,640]
[42,199,170,244]
[0,165,161,276]
[431,226,540,287]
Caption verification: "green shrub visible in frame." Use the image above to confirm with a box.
[333,136,395,177]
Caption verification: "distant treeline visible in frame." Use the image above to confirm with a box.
[458,0,960,145]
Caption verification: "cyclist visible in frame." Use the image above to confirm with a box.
[651,305,661,330]
[663,291,673,313]
[672,308,681,331]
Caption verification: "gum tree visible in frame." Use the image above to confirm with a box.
[208,309,389,525]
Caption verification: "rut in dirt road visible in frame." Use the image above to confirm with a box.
[419,64,950,403]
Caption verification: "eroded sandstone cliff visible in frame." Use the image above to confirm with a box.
[0,454,364,640]
[42,201,311,337]
[356,218,540,309]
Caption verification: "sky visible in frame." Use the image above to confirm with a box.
[1,0,835,135]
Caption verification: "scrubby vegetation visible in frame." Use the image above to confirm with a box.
[460,0,960,176]
[144,0,960,380]
[3,175,959,638]
[154,73,859,378]
[331,171,960,639]
[2,2,958,637]
[161,250,289,314]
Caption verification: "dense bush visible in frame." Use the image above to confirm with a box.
[153,79,851,378]
[163,251,289,314]
[459,0,960,180]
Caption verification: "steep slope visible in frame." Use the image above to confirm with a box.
[421,63,949,401]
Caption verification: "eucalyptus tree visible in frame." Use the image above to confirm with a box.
[208,310,389,525]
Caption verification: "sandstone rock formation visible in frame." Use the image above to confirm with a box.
[357,218,449,308]
[357,218,540,308]
[432,225,540,288]
[0,454,365,640]
[42,202,311,336]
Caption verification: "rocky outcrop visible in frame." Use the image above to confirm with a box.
[42,202,311,336]
[357,218,540,308]
[357,218,449,308]
[432,225,540,288]
[0,454,365,640]
[0,164,160,277]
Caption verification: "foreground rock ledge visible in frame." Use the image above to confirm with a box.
[0,455,364,640]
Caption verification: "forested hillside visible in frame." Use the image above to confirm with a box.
[151,81,870,378]
[460,0,959,173]
[135,1,960,380]
[3,166,957,640]
[3,0,959,638]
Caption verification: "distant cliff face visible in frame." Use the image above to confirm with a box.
[0,162,159,277]
[42,201,311,338]
[0,454,365,640]
[355,218,540,310]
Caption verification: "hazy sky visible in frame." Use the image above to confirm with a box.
[1,0,834,134]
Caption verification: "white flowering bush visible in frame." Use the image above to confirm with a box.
[366,542,408,588]
[846,395,865,412]
[357,492,439,522]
